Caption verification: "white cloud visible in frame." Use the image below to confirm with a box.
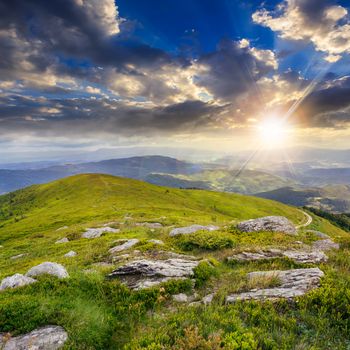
[252,0,350,62]
[75,0,121,36]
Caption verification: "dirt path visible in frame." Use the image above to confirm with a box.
[296,210,313,228]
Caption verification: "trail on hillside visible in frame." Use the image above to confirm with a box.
[296,210,313,228]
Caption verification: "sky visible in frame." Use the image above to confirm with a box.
[0,0,350,162]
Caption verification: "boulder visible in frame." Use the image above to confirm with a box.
[109,239,140,254]
[237,216,296,235]
[283,250,328,264]
[26,262,69,279]
[82,226,119,239]
[55,237,69,244]
[108,258,199,290]
[228,248,328,264]
[226,267,324,302]
[169,224,219,237]
[64,251,77,258]
[2,325,67,350]
[312,239,339,251]
[228,249,284,262]
[0,274,37,291]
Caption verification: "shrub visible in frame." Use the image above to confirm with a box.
[176,231,235,251]
[193,261,217,287]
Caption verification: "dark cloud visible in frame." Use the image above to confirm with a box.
[0,94,226,136]
[300,76,350,127]
[197,40,276,101]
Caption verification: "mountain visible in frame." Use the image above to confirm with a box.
[146,169,295,194]
[256,184,350,213]
[0,174,349,349]
[0,156,201,194]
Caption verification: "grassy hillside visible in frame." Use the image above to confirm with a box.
[146,169,294,194]
[0,155,200,194]
[0,174,349,349]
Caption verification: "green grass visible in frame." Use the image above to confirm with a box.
[0,174,349,349]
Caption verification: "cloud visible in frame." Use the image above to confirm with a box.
[253,0,350,62]
[195,39,277,102]
[0,93,227,137]
[300,75,350,127]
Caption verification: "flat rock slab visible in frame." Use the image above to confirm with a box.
[108,258,199,290]
[237,216,296,235]
[26,262,69,279]
[312,239,339,251]
[82,227,119,239]
[169,224,219,237]
[0,273,37,291]
[2,325,67,350]
[228,249,328,264]
[226,267,324,302]
[109,239,140,254]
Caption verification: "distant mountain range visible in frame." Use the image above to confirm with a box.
[0,156,200,194]
[0,154,349,213]
[256,185,350,213]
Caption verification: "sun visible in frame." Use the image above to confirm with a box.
[257,117,292,148]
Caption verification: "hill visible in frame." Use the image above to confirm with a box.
[0,174,349,349]
[146,169,293,194]
[0,156,201,194]
[256,185,350,213]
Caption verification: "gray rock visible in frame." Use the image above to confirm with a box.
[228,249,284,262]
[169,224,219,237]
[0,274,37,291]
[55,237,69,244]
[2,325,67,350]
[173,293,188,303]
[226,267,324,302]
[26,262,69,279]
[109,239,140,254]
[312,239,339,251]
[148,239,164,245]
[228,248,328,264]
[283,250,328,264]
[109,258,200,290]
[237,216,297,235]
[82,227,119,239]
[10,253,27,260]
[64,251,77,258]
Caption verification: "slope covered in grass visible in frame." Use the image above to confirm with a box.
[0,174,349,349]
[146,168,294,194]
